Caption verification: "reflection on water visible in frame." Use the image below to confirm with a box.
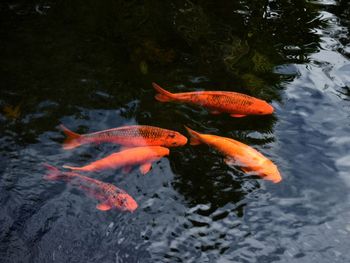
[1,0,350,262]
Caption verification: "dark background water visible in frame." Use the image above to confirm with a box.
[1,0,349,262]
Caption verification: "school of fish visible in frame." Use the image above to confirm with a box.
[43,82,281,213]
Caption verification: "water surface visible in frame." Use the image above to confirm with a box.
[1,0,350,262]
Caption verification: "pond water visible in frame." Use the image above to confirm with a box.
[1,0,350,262]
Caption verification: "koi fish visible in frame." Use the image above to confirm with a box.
[185,126,281,183]
[63,146,170,174]
[153,82,274,117]
[61,124,187,150]
[43,164,138,212]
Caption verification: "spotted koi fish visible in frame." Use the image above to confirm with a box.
[153,82,274,117]
[185,127,282,183]
[61,124,187,150]
[43,164,138,211]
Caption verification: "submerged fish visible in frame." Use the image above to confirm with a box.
[43,164,138,212]
[153,82,274,117]
[61,124,187,150]
[63,146,170,174]
[185,127,281,183]
[3,103,21,120]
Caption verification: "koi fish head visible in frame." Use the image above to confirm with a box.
[258,163,282,183]
[112,193,138,212]
[163,131,188,147]
[248,99,274,115]
[152,146,170,158]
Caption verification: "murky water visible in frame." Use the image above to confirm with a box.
[1,0,349,262]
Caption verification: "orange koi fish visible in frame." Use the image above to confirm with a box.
[153,82,274,117]
[61,124,187,150]
[185,127,281,183]
[43,164,138,211]
[63,146,170,174]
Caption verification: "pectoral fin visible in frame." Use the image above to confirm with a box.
[210,110,222,115]
[139,163,152,175]
[122,166,133,174]
[240,166,257,175]
[96,203,112,211]
[230,114,246,118]
[240,167,250,173]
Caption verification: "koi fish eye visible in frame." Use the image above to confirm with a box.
[120,198,127,206]
[168,134,176,138]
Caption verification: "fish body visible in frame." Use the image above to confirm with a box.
[185,127,281,183]
[153,83,274,117]
[43,164,138,211]
[63,146,170,174]
[61,124,187,150]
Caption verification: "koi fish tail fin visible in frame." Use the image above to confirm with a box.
[43,163,62,181]
[62,165,83,171]
[60,124,82,150]
[152,82,177,102]
[184,126,202,145]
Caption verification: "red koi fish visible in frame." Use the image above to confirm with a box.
[61,124,187,150]
[185,127,282,183]
[43,164,138,212]
[153,82,274,117]
[63,146,169,174]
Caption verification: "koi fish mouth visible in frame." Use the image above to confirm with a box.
[259,104,274,115]
[117,194,138,212]
[259,171,282,183]
[122,202,138,212]
[172,138,188,146]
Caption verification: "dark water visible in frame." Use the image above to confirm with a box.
[1,0,350,262]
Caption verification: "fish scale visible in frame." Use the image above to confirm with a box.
[89,127,163,139]
[212,94,253,106]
